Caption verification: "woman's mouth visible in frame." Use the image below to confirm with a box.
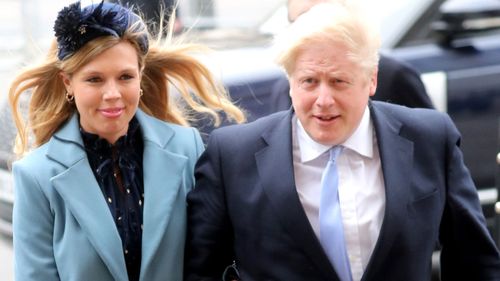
[99,107,124,118]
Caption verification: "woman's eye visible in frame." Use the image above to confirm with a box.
[120,74,134,80]
[86,77,101,83]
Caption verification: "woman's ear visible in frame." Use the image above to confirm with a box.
[59,72,72,93]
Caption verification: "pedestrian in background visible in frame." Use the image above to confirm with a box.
[9,1,243,281]
[184,2,500,280]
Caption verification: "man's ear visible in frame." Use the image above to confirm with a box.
[369,68,378,97]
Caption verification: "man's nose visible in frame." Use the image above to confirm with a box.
[315,83,335,107]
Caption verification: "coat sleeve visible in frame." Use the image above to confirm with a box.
[184,131,235,281]
[12,161,60,281]
[439,114,500,280]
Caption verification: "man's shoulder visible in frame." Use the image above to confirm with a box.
[372,100,441,118]
[371,101,452,133]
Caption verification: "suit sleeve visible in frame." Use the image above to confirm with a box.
[192,127,205,159]
[184,132,234,281]
[439,114,500,280]
[183,127,206,196]
[12,162,60,281]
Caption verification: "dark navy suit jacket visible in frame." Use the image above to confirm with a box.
[185,101,500,281]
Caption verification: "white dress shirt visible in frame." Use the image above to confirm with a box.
[292,106,386,281]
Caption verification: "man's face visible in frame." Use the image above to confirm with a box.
[287,0,326,22]
[289,40,377,146]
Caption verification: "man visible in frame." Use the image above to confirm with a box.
[269,0,434,113]
[185,2,500,281]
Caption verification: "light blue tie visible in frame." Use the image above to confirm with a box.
[319,146,352,281]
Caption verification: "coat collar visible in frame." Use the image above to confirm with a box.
[47,110,175,166]
[47,109,187,281]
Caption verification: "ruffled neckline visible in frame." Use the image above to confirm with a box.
[80,117,141,157]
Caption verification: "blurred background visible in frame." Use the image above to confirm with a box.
[1,0,500,280]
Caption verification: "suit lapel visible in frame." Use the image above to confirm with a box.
[255,110,340,281]
[49,114,128,281]
[135,111,188,277]
[361,102,413,280]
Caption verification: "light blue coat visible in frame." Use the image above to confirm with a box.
[13,109,204,281]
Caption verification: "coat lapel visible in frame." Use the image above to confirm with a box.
[361,102,413,280]
[48,111,190,280]
[134,110,188,278]
[255,110,340,281]
[48,114,128,281]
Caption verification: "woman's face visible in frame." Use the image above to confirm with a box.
[62,41,141,144]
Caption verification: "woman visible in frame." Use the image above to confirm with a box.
[9,2,244,281]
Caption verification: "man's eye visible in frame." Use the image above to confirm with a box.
[303,78,316,84]
[300,78,318,88]
[333,79,345,84]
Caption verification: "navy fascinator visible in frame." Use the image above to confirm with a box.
[54,1,148,60]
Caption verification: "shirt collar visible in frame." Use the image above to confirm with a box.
[296,106,374,163]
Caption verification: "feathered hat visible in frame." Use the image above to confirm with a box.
[53,1,148,60]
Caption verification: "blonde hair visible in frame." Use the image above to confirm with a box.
[275,1,380,76]
[9,13,245,156]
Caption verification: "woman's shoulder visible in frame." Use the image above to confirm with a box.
[11,142,57,193]
[13,142,51,170]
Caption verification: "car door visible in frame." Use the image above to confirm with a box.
[389,0,500,232]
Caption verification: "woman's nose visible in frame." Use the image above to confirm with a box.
[102,82,121,99]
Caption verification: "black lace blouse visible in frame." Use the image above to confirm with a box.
[80,117,144,281]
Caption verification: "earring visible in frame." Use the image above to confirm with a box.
[65,92,74,103]
[139,89,144,97]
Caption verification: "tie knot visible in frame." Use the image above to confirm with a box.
[329,146,343,162]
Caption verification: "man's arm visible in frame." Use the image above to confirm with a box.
[439,114,500,280]
[184,132,235,281]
